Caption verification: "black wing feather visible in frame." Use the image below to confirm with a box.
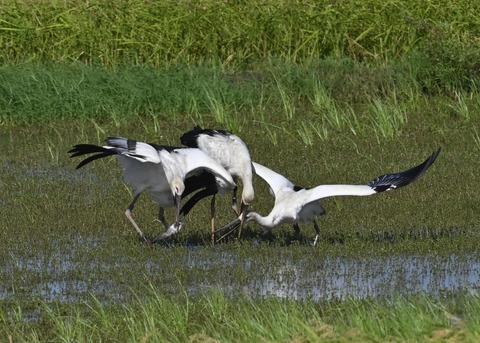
[105,136,179,154]
[183,171,217,198]
[68,144,110,157]
[180,170,222,215]
[369,147,441,192]
[68,144,117,169]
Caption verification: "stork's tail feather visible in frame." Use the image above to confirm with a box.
[68,144,116,169]
[369,147,441,192]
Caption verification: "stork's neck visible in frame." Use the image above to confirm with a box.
[240,167,255,204]
[246,212,276,228]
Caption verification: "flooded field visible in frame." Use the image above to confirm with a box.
[1,122,479,313]
[2,7,480,338]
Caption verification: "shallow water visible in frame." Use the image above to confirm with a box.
[253,253,480,300]
[3,237,479,303]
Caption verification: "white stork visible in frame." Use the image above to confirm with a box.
[68,137,235,243]
[219,148,441,245]
[179,126,254,243]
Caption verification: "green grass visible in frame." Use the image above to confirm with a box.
[1,60,480,143]
[3,288,480,342]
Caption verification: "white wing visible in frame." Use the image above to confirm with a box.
[303,148,441,204]
[252,162,295,198]
[174,148,235,187]
[304,184,376,204]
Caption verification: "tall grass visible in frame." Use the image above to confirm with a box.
[3,289,480,342]
[2,60,479,146]
[1,0,479,69]
[203,85,241,132]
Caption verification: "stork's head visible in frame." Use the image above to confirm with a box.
[170,177,185,198]
[241,186,255,206]
[240,169,255,205]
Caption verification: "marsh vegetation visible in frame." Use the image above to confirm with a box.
[1,0,480,341]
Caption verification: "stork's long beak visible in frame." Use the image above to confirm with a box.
[173,193,182,225]
[215,216,241,242]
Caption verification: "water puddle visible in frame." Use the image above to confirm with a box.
[249,253,480,300]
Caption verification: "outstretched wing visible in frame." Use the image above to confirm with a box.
[305,148,441,203]
[252,162,297,199]
[69,137,169,169]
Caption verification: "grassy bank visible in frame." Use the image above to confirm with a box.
[1,61,480,143]
[1,0,480,96]
[3,289,480,342]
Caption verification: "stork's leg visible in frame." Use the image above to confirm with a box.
[231,186,239,215]
[312,219,320,246]
[210,194,216,246]
[124,193,149,242]
[158,207,169,229]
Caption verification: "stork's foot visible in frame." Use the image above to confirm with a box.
[150,221,185,243]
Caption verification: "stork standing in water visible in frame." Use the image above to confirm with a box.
[69,137,235,243]
[179,126,255,243]
[219,148,441,245]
